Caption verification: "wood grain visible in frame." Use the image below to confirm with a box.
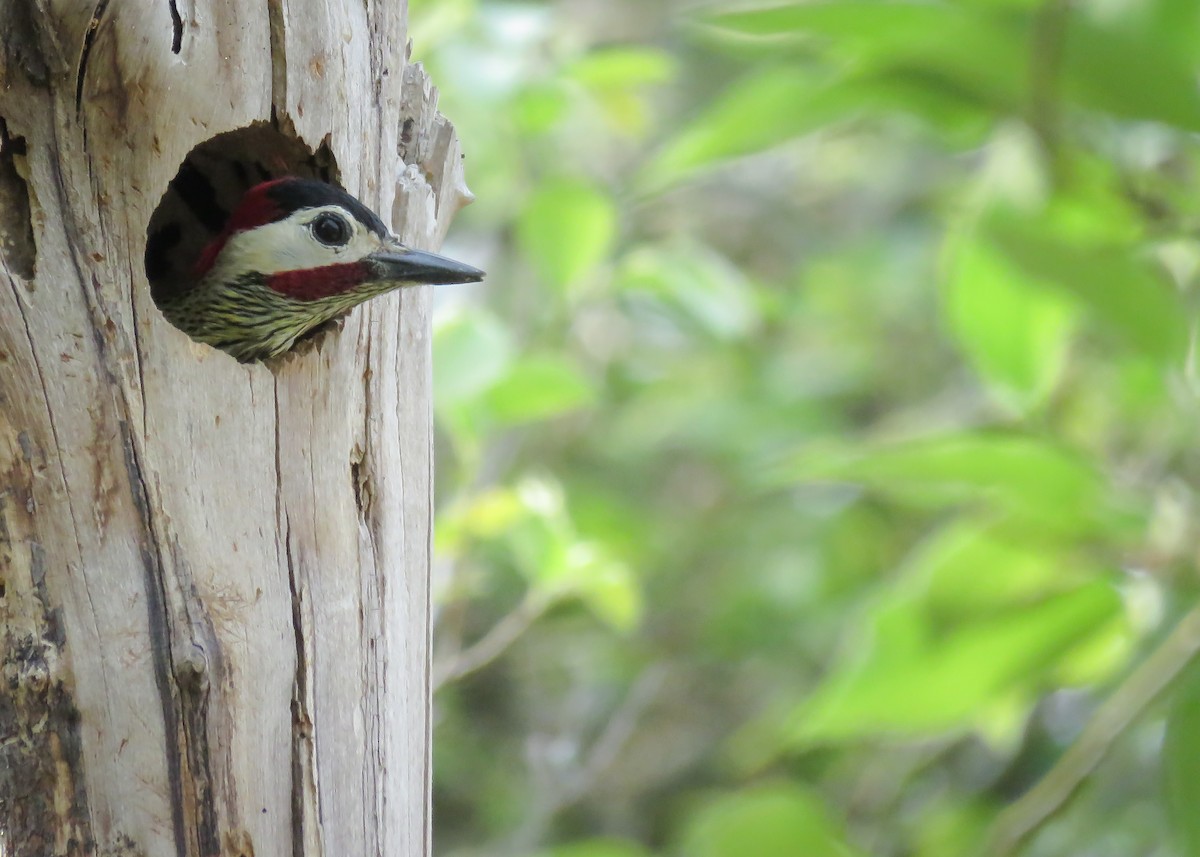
[0,1,469,854]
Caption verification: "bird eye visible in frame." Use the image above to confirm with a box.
[310,213,352,247]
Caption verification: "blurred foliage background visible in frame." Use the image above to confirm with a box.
[412,0,1200,854]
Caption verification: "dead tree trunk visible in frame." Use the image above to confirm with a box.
[0,2,471,855]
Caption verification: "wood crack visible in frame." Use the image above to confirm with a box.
[0,275,93,857]
[167,0,183,54]
[2,278,82,559]
[74,0,111,119]
[38,116,204,855]
[276,377,320,857]
[126,257,150,440]
[266,0,288,120]
[285,512,312,857]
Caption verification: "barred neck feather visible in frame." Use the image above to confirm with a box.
[160,273,375,362]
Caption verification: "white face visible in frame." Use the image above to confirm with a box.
[203,204,391,283]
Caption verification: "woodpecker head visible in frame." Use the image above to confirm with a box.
[155,177,484,362]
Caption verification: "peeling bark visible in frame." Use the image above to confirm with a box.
[0,2,470,855]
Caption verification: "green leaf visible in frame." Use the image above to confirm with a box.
[908,519,1133,684]
[943,235,1076,411]
[484,354,596,425]
[571,548,642,632]
[702,2,1025,111]
[780,433,1119,535]
[912,518,1090,618]
[986,211,1190,365]
[704,2,961,43]
[1063,19,1200,131]
[786,582,1122,743]
[912,801,992,857]
[435,487,526,556]
[513,82,571,135]
[568,48,676,136]
[407,0,475,52]
[642,66,823,190]
[505,477,572,585]
[501,479,641,630]
[656,2,1028,187]
[1165,661,1200,857]
[535,839,653,857]
[568,47,675,88]
[678,784,862,857]
[433,308,515,407]
[1148,0,1200,59]
[618,242,760,340]
[518,178,616,291]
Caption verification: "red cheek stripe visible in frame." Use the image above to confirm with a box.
[192,179,291,277]
[194,231,233,276]
[267,262,371,301]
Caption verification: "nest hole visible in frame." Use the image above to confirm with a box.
[144,122,343,359]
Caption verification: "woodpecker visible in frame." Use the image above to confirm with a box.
[150,177,484,362]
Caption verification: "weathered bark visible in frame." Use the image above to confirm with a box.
[0,2,471,855]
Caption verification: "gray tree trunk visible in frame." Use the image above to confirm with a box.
[0,2,471,855]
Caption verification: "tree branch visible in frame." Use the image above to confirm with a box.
[987,602,1200,856]
[432,593,548,690]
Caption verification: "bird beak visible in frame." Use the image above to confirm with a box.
[365,244,485,286]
